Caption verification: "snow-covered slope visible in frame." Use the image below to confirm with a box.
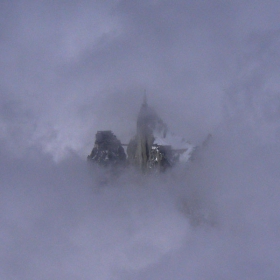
[154,131,195,163]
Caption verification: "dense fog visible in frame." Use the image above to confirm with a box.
[1,1,280,279]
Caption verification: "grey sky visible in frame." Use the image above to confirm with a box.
[3,0,279,158]
[1,1,280,279]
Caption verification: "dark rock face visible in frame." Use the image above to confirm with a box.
[147,144,176,172]
[127,97,168,172]
[87,131,126,167]
[87,96,195,173]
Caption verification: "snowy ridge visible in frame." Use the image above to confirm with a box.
[153,131,195,163]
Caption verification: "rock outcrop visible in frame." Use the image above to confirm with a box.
[87,131,126,167]
[88,96,195,172]
[127,96,170,172]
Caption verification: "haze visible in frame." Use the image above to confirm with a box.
[0,1,280,279]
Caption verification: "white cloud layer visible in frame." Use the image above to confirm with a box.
[0,1,280,279]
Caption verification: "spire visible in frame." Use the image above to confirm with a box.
[143,90,147,107]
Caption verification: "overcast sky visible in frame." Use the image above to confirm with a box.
[1,0,278,159]
[1,1,280,279]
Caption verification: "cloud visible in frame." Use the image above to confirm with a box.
[2,116,279,280]
[0,1,280,279]
[0,150,191,279]
[1,0,237,158]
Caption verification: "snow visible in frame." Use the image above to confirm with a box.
[153,131,195,163]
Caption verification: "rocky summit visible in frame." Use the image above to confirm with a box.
[87,96,195,172]
[87,131,126,167]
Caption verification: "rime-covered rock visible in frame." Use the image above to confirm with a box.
[127,95,194,172]
[88,96,195,172]
[87,131,126,167]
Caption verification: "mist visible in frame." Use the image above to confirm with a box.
[1,1,280,279]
